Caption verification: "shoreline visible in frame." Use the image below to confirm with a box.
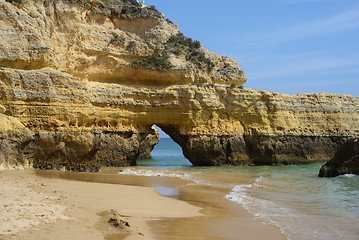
[0,169,286,240]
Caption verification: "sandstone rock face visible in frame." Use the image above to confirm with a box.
[0,67,161,170]
[0,0,246,86]
[1,67,358,169]
[319,139,359,177]
[0,0,359,170]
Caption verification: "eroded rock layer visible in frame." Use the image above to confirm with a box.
[1,68,359,169]
[0,0,359,170]
[0,0,246,86]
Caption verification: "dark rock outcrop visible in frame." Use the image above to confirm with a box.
[0,129,158,171]
[158,127,347,166]
[137,132,160,159]
[319,139,359,177]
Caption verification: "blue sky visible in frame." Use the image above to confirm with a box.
[147,0,359,97]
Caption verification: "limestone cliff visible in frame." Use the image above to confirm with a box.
[0,0,359,170]
[0,0,246,86]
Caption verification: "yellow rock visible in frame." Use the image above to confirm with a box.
[0,104,5,114]
[0,0,358,169]
[0,68,358,167]
[0,113,25,130]
[0,0,246,86]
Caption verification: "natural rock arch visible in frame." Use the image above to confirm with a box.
[0,68,358,171]
[0,0,358,171]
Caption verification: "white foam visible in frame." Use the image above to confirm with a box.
[226,181,290,217]
[119,168,186,178]
[118,168,208,184]
[339,174,357,178]
[226,182,304,239]
[225,185,249,205]
[225,178,359,240]
[254,176,263,183]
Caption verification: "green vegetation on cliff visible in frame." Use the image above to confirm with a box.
[165,32,215,70]
[133,54,172,70]
[165,32,201,50]
[87,0,163,19]
[133,32,215,71]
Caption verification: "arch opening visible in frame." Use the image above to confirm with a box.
[136,125,193,167]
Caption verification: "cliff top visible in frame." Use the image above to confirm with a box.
[0,0,247,86]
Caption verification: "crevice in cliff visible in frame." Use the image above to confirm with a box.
[0,62,48,71]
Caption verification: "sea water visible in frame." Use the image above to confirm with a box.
[120,138,359,240]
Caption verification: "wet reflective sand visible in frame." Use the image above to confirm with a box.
[34,168,286,240]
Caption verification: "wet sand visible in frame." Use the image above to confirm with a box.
[0,169,286,240]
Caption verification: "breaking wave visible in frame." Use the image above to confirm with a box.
[118,167,208,185]
[225,176,359,240]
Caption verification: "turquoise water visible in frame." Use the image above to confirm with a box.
[138,138,192,167]
[124,138,359,240]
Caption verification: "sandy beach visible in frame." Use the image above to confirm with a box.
[0,169,286,240]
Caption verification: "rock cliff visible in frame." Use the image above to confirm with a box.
[0,0,245,86]
[0,0,359,170]
[319,139,359,177]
